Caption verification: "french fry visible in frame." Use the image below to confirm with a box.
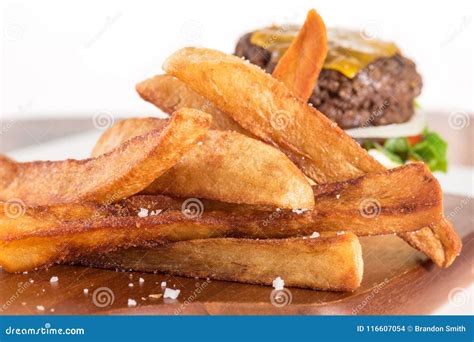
[136,75,248,134]
[162,47,461,267]
[0,109,211,206]
[163,47,382,184]
[400,218,461,267]
[77,234,364,291]
[271,19,462,268]
[0,163,443,272]
[272,9,328,101]
[92,118,315,209]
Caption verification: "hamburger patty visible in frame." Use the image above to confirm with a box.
[235,33,423,129]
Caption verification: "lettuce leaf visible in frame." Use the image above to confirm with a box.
[362,128,448,172]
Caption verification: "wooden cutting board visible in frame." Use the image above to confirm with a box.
[0,194,472,315]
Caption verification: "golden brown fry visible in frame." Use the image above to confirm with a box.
[91,118,167,157]
[0,163,443,272]
[136,75,248,134]
[77,234,364,291]
[92,117,315,209]
[162,47,462,267]
[163,47,383,183]
[269,20,462,268]
[272,9,328,101]
[400,218,462,267]
[0,109,211,206]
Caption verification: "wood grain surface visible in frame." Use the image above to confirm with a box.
[0,194,472,315]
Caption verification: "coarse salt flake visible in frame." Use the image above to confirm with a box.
[138,208,149,218]
[150,209,162,216]
[163,288,180,299]
[310,232,320,239]
[272,277,285,290]
[292,208,309,215]
[127,299,137,307]
[50,276,58,283]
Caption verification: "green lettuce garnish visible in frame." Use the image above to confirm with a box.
[363,128,448,172]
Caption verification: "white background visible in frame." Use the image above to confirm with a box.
[1,0,473,120]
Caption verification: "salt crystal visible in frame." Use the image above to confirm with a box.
[292,208,308,215]
[127,299,137,307]
[337,231,345,235]
[128,283,134,288]
[83,288,89,295]
[50,276,58,283]
[336,194,341,199]
[164,288,180,300]
[272,277,285,290]
[150,209,162,216]
[139,277,145,284]
[310,232,320,239]
[161,281,167,288]
[138,208,149,218]
[36,305,45,311]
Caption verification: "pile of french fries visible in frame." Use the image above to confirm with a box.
[0,10,461,291]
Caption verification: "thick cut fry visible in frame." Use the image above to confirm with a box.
[269,20,462,268]
[0,109,211,206]
[92,118,314,209]
[0,163,443,272]
[162,48,461,267]
[400,218,461,267]
[272,9,328,101]
[137,75,248,134]
[163,47,382,183]
[77,235,364,291]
